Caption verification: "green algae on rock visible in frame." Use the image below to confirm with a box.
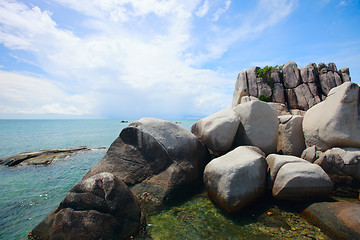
[144,192,329,239]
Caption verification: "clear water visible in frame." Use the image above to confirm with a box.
[0,119,196,240]
[0,119,329,240]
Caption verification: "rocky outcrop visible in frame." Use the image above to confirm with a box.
[29,172,142,240]
[233,100,278,155]
[277,115,305,157]
[266,154,333,200]
[203,146,267,213]
[191,109,240,154]
[84,118,209,204]
[232,62,351,113]
[0,146,105,166]
[302,201,360,240]
[303,82,360,151]
[301,146,360,184]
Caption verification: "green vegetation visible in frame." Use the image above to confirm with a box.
[258,94,271,102]
[256,64,284,89]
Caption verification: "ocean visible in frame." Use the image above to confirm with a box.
[0,119,196,240]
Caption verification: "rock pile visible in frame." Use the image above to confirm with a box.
[232,62,351,114]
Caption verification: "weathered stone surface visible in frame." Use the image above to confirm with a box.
[267,102,291,116]
[301,146,318,163]
[319,66,342,95]
[303,82,360,151]
[277,115,305,157]
[240,95,258,104]
[266,154,308,190]
[285,88,298,109]
[339,68,351,82]
[272,162,333,199]
[294,84,316,110]
[84,118,209,203]
[233,100,278,155]
[282,62,301,88]
[191,109,240,153]
[302,201,360,240]
[314,147,360,183]
[289,109,306,116]
[232,67,259,107]
[257,79,272,98]
[29,172,142,240]
[204,146,267,213]
[299,63,318,83]
[272,83,285,103]
[306,82,321,101]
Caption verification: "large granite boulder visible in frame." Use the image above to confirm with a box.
[277,115,305,157]
[84,118,209,204]
[302,201,360,240]
[233,100,278,155]
[272,161,333,199]
[303,82,360,151]
[232,67,259,107]
[191,109,240,153]
[29,172,142,240]
[282,62,301,89]
[203,146,267,213]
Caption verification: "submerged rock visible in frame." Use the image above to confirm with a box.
[302,201,360,240]
[29,172,142,240]
[203,146,267,213]
[0,146,104,166]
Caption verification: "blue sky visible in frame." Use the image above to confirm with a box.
[0,0,359,119]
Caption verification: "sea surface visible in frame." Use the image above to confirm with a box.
[0,119,195,240]
[0,119,329,240]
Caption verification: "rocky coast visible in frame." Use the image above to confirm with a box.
[27,62,359,239]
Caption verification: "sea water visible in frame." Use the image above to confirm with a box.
[0,119,329,240]
[0,119,195,239]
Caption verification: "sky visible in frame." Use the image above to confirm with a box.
[0,0,359,119]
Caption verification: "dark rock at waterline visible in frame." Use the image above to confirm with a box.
[83,117,209,204]
[0,146,106,166]
[28,172,142,240]
[302,201,360,240]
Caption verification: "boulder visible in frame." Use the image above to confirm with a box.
[303,82,360,151]
[257,79,272,98]
[277,115,305,157]
[203,146,267,213]
[302,201,360,240]
[240,95,258,103]
[266,154,308,190]
[293,83,317,110]
[191,109,240,153]
[232,67,259,107]
[272,83,285,103]
[301,146,321,163]
[285,89,298,109]
[267,102,291,116]
[339,68,351,82]
[314,147,360,183]
[84,118,209,203]
[29,172,142,240]
[299,63,318,83]
[233,100,278,155]
[272,162,333,199]
[282,62,301,89]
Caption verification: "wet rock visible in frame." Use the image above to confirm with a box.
[302,201,360,240]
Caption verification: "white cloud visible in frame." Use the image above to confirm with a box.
[0,0,297,118]
[0,70,92,115]
[213,0,231,21]
[196,0,209,17]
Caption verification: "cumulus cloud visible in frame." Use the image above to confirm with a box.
[0,0,297,118]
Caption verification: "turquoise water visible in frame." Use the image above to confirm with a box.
[0,119,196,240]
